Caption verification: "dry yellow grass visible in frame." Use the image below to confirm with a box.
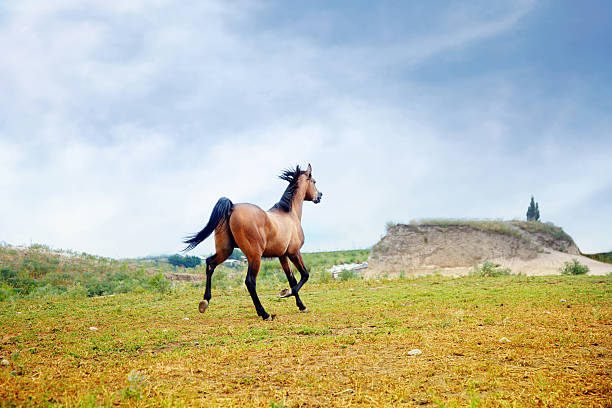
[1,275,610,407]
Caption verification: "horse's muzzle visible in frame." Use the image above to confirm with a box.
[313,192,323,204]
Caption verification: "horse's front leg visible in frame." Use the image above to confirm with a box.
[287,252,309,312]
[279,255,307,311]
[244,258,274,320]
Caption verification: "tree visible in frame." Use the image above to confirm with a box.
[168,254,202,268]
[228,248,245,261]
[526,196,540,221]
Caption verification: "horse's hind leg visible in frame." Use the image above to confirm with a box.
[199,230,233,313]
[288,252,309,312]
[279,255,307,311]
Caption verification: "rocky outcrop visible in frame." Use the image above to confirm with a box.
[364,221,611,278]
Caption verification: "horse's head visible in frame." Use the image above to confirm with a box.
[303,164,322,204]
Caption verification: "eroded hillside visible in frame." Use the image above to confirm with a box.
[366,221,611,278]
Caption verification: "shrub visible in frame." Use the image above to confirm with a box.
[123,369,147,400]
[385,221,397,233]
[319,270,332,284]
[168,254,201,268]
[211,267,234,290]
[470,262,512,277]
[0,283,17,301]
[339,269,359,281]
[146,273,172,293]
[28,284,65,298]
[1,267,38,295]
[560,259,589,275]
[63,283,89,298]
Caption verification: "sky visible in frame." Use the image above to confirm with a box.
[1,0,611,258]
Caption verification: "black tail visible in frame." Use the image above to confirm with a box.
[183,197,233,251]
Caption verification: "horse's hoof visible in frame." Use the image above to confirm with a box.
[263,314,276,321]
[299,308,310,313]
[198,300,209,313]
[279,288,291,298]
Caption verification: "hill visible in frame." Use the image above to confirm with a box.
[366,220,612,278]
[0,244,370,300]
[0,244,190,299]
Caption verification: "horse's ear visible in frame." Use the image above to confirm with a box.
[305,163,312,177]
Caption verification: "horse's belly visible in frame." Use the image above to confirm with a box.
[262,238,290,257]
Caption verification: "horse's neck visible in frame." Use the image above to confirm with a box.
[291,187,306,221]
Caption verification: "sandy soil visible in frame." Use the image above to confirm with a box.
[492,251,612,276]
[376,251,612,278]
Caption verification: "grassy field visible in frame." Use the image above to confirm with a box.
[1,273,610,407]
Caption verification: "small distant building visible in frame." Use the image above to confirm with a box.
[327,262,368,279]
[223,259,243,267]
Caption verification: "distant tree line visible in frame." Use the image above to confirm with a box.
[228,248,244,260]
[167,254,202,268]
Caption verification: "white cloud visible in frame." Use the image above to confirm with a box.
[1,0,610,257]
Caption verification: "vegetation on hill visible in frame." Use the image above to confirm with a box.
[583,251,612,264]
[402,219,573,243]
[0,244,183,300]
[0,244,370,301]
[167,254,201,268]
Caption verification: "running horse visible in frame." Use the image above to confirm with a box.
[183,164,323,320]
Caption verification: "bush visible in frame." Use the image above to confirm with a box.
[339,269,359,281]
[560,259,589,275]
[319,270,332,284]
[0,283,17,301]
[146,273,172,293]
[168,254,201,268]
[470,262,512,277]
[63,283,89,298]
[28,284,65,298]
[1,267,38,295]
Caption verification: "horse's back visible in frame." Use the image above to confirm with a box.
[228,204,269,257]
[229,203,296,258]
[229,203,267,234]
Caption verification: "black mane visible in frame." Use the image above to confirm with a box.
[271,165,306,212]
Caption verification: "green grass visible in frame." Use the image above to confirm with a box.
[1,274,610,407]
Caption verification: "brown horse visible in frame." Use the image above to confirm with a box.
[184,164,322,320]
